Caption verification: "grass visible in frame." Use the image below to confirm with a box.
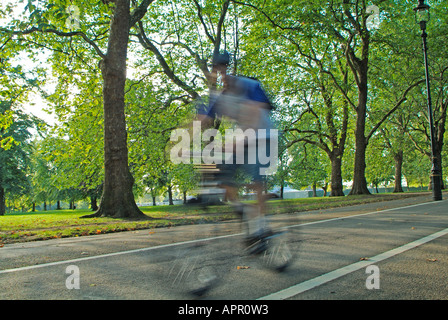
[0,204,236,244]
[0,191,431,245]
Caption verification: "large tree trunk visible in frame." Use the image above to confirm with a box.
[436,152,444,190]
[0,186,5,216]
[393,150,404,193]
[436,114,446,190]
[167,185,174,205]
[90,195,98,211]
[349,115,370,195]
[330,154,345,196]
[349,61,371,196]
[85,0,144,219]
[340,4,371,196]
[280,182,284,199]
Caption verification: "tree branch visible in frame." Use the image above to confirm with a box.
[1,27,106,59]
[135,21,199,99]
[161,40,212,84]
[129,0,156,28]
[231,0,299,31]
[192,0,215,43]
[213,0,230,55]
[366,79,425,142]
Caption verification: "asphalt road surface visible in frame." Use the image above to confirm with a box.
[1,193,448,301]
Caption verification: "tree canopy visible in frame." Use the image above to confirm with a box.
[1,0,447,215]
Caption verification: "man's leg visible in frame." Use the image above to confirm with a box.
[245,181,268,236]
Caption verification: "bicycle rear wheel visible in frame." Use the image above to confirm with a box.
[241,211,301,273]
[260,230,295,272]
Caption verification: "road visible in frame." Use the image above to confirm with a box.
[1,193,448,302]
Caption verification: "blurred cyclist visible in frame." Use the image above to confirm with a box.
[196,51,276,254]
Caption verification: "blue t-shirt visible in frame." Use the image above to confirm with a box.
[198,76,272,119]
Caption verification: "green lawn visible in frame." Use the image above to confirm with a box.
[0,192,431,244]
[0,203,237,244]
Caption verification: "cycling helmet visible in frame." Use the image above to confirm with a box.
[212,50,231,66]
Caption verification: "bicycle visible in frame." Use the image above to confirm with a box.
[167,154,299,297]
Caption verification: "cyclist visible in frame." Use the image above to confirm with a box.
[196,51,276,254]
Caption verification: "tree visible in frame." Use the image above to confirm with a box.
[365,131,394,193]
[320,0,421,195]
[267,138,291,199]
[403,147,430,190]
[233,0,352,196]
[0,103,35,215]
[288,142,330,196]
[133,0,236,104]
[279,61,350,197]
[91,0,143,218]
[236,0,425,196]
[3,0,448,211]
[378,0,448,190]
[29,139,54,211]
[0,39,41,215]
[1,0,158,218]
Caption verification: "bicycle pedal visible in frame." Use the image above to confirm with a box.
[244,238,268,255]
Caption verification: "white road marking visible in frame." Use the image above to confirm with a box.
[0,233,238,275]
[257,226,448,300]
[288,199,446,229]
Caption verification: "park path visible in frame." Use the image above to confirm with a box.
[1,192,447,300]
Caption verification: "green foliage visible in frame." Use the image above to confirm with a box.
[0,103,36,214]
[1,0,448,214]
